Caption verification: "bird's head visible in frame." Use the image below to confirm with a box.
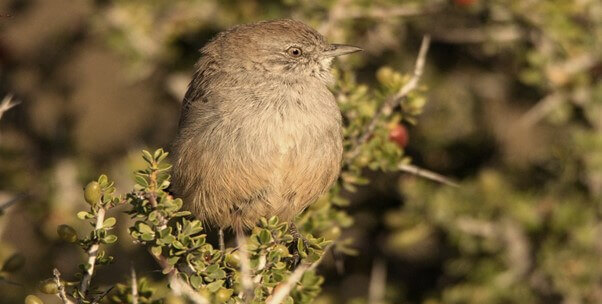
[205,19,362,85]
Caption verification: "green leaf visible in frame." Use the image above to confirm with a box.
[207,280,224,292]
[77,211,93,220]
[172,241,186,250]
[151,246,162,256]
[190,275,203,289]
[157,150,169,163]
[103,217,117,228]
[153,149,163,161]
[207,264,226,280]
[259,229,272,244]
[167,256,179,265]
[142,150,153,164]
[173,211,191,217]
[138,223,154,234]
[135,176,149,187]
[268,216,279,226]
[260,217,269,227]
[159,234,176,245]
[297,239,307,258]
[103,235,117,244]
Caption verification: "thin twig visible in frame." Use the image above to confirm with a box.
[267,264,309,304]
[0,94,19,121]
[91,286,114,304]
[368,259,386,304]
[167,273,209,304]
[147,171,168,229]
[518,92,564,127]
[0,193,28,212]
[346,35,431,163]
[79,207,106,297]
[131,265,139,304]
[398,163,459,188]
[266,245,333,304]
[236,233,254,303]
[53,268,75,304]
[152,251,209,304]
[144,170,209,304]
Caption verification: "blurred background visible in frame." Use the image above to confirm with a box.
[0,0,601,303]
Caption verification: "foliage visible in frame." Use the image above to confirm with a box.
[34,149,339,303]
[0,0,601,303]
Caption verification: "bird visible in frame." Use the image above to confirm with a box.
[170,19,361,248]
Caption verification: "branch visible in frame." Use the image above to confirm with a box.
[368,259,386,304]
[518,92,565,127]
[398,163,459,188]
[53,268,75,304]
[143,169,209,304]
[266,264,308,304]
[147,170,168,229]
[0,193,27,212]
[130,265,138,304]
[0,94,19,121]
[236,233,254,303]
[168,277,209,304]
[79,207,106,298]
[266,245,333,304]
[152,252,209,304]
[91,287,114,304]
[346,35,431,163]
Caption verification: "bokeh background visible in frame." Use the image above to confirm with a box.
[1,0,601,303]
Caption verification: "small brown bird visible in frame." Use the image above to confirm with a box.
[171,19,361,242]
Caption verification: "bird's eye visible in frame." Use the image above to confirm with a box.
[287,47,303,57]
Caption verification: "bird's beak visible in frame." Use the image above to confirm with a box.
[323,44,363,57]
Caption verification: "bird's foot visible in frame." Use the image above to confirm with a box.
[218,228,225,252]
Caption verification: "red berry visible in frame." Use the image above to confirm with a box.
[388,124,409,148]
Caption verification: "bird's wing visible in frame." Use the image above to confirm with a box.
[179,58,220,127]
[180,69,206,127]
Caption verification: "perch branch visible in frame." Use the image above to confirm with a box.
[398,163,459,188]
[266,245,333,304]
[79,207,106,298]
[143,169,209,304]
[346,35,431,163]
[266,264,309,304]
[53,268,75,304]
[167,273,209,304]
[152,251,209,304]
